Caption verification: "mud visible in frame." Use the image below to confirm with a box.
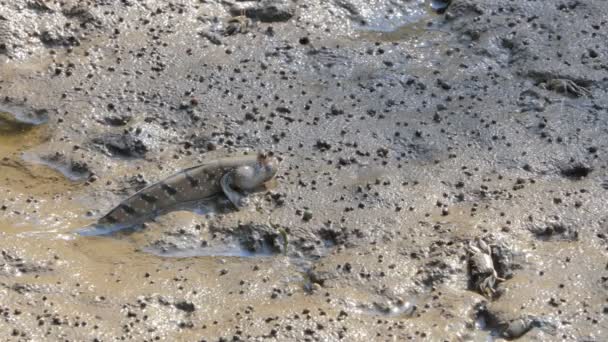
[1,0,607,341]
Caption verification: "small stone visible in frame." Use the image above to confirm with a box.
[302,210,313,221]
[174,301,196,313]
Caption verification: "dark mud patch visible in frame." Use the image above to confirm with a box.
[91,132,148,158]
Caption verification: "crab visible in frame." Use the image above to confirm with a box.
[467,237,505,297]
[542,78,591,98]
[224,9,252,36]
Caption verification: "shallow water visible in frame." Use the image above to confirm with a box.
[0,110,48,154]
[21,152,90,181]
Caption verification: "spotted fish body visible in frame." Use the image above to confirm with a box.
[97,153,276,228]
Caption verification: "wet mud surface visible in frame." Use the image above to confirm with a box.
[1,0,607,340]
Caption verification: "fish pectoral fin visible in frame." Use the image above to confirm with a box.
[220,171,249,209]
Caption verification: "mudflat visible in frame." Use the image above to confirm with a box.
[0,0,607,340]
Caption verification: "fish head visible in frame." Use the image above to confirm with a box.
[254,151,279,185]
[234,151,280,191]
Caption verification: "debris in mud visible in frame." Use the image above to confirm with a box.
[101,115,131,127]
[559,162,593,179]
[39,30,80,48]
[234,222,287,255]
[174,300,196,313]
[477,308,557,340]
[318,227,345,247]
[91,132,148,158]
[527,218,579,242]
[0,250,53,276]
[229,0,295,23]
[500,315,557,340]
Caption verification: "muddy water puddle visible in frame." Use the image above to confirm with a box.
[0,108,49,155]
[0,111,39,136]
[0,106,94,235]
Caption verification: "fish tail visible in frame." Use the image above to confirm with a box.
[98,179,180,226]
